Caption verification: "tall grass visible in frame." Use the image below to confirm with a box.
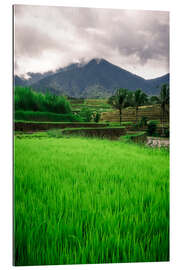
[14,137,169,266]
[14,86,72,114]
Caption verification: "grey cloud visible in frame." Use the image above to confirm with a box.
[14,5,169,78]
[15,24,59,58]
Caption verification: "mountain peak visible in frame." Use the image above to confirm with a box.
[87,58,107,65]
[15,58,169,98]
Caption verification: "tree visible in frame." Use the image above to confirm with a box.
[94,111,101,123]
[133,89,148,124]
[109,88,129,125]
[157,84,169,135]
[149,95,160,105]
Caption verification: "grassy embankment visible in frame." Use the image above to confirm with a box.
[14,136,169,266]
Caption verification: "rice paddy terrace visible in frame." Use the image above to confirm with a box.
[69,99,169,124]
[101,104,169,123]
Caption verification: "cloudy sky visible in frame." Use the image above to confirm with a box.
[14,5,169,79]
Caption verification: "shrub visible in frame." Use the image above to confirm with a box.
[139,116,148,127]
[94,112,101,123]
[147,120,157,136]
[79,108,94,122]
[164,128,170,138]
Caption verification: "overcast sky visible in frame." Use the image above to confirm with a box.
[14,5,169,79]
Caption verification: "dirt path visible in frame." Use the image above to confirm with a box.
[146,137,169,148]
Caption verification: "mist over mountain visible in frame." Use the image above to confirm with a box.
[15,59,169,98]
[14,75,26,86]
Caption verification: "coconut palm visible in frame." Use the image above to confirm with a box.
[133,89,148,124]
[109,88,129,125]
[158,84,169,135]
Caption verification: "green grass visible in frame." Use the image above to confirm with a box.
[108,122,133,126]
[15,110,83,122]
[14,136,169,266]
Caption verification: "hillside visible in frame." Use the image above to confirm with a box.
[14,75,26,86]
[15,59,169,98]
[147,74,169,95]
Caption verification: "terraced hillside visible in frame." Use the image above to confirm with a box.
[69,98,112,113]
[101,104,169,123]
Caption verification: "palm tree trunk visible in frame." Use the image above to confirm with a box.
[162,107,165,136]
[119,108,122,125]
[161,105,165,136]
[135,107,138,124]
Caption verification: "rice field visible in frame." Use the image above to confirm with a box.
[14,136,169,266]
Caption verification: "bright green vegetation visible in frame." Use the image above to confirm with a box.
[15,86,72,114]
[15,110,82,122]
[121,132,147,144]
[108,122,133,126]
[14,86,82,122]
[14,136,169,266]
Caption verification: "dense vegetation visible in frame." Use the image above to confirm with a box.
[108,85,169,129]
[14,136,169,266]
[14,86,72,114]
[15,110,82,122]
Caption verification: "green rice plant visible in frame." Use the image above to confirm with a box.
[14,137,169,266]
[47,129,63,138]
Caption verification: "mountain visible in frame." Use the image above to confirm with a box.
[25,71,55,85]
[14,63,85,86]
[15,59,169,98]
[147,74,169,95]
[14,75,26,86]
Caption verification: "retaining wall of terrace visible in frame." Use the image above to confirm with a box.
[62,127,126,139]
[124,132,147,144]
[14,122,109,132]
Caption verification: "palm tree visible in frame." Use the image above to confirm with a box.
[158,84,169,135]
[109,88,128,125]
[133,89,148,124]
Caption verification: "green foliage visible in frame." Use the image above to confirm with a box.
[109,88,129,110]
[133,89,148,124]
[164,128,169,138]
[160,84,169,106]
[149,96,160,105]
[133,89,148,107]
[14,86,72,114]
[121,132,146,143]
[15,110,83,122]
[108,88,130,124]
[79,108,94,122]
[147,120,158,136]
[14,137,169,265]
[139,116,148,127]
[94,111,101,123]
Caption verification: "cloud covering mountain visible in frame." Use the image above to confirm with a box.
[14,5,169,79]
[15,59,169,98]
